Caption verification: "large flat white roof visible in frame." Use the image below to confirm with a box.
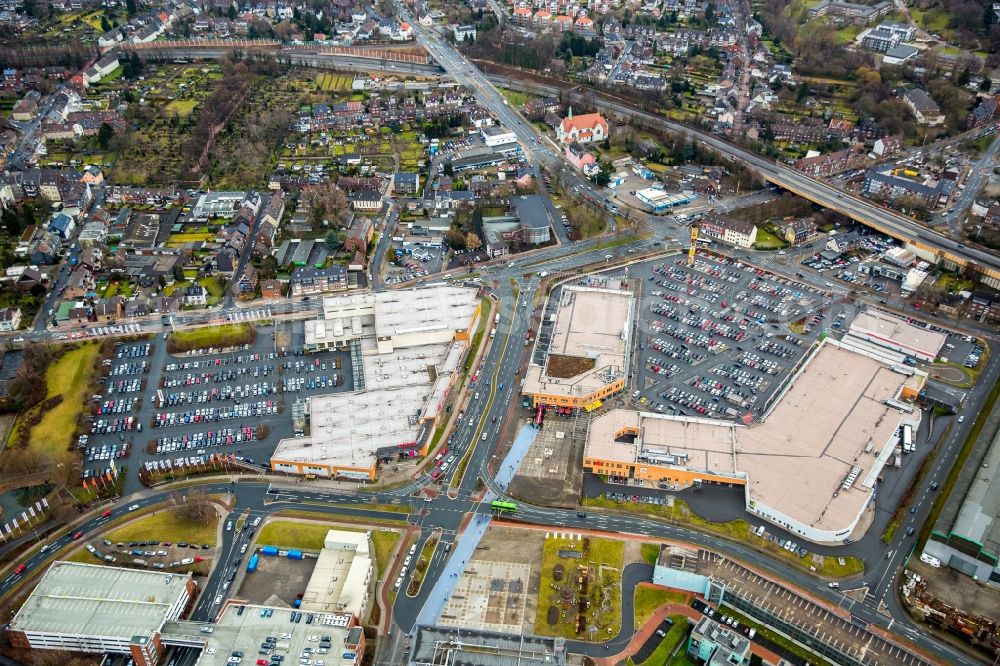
[374,286,479,338]
[849,309,946,359]
[523,283,632,401]
[10,561,191,639]
[273,343,451,468]
[586,340,925,535]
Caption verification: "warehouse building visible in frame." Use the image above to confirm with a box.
[847,309,946,362]
[6,562,196,666]
[523,278,634,411]
[582,339,926,543]
[273,285,481,480]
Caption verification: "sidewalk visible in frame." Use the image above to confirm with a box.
[594,603,785,666]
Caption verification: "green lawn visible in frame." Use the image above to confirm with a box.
[107,510,219,545]
[535,536,624,641]
[641,542,660,565]
[169,323,254,352]
[634,585,688,627]
[258,520,333,550]
[754,227,787,250]
[257,519,400,576]
[165,99,199,117]
[583,496,864,578]
[627,615,689,666]
[12,343,101,456]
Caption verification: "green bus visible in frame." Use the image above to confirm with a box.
[491,500,517,513]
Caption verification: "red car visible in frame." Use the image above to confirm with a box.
[101,510,112,518]
[71,531,83,540]
[13,564,26,575]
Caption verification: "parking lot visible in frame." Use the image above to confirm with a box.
[79,324,356,491]
[627,254,841,420]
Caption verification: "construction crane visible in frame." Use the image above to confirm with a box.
[688,225,699,266]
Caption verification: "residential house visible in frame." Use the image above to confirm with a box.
[12,99,38,122]
[723,219,758,248]
[48,212,76,240]
[903,88,945,126]
[29,231,62,265]
[351,190,382,211]
[984,202,1000,227]
[556,108,609,144]
[345,218,373,254]
[781,217,818,245]
[16,268,43,292]
[234,264,259,295]
[0,308,21,332]
[872,134,904,157]
[394,172,420,195]
[259,191,284,227]
[966,96,998,129]
[861,27,900,52]
[453,24,476,41]
[260,279,282,298]
[289,265,348,297]
[184,284,208,306]
[794,145,867,177]
[564,141,596,171]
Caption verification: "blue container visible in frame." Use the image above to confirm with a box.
[287,549,303,560]
[247,554,259,573]
[261,546,279,556]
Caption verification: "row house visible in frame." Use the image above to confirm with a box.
[289,265,348,297]
[794,145,867,177]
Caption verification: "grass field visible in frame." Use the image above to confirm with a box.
[11,343,101,457]
[166,230,215,246]
[535,535,624,641]
[641,543,660,565]
[316,73,353,92]
[107,510,219,545]
[754,227,788,250]
[165,99,199,117]
[257,519,400,576]
[634,585,688,627]
[583,495,864,578]
[627,614,689,666]
[169,324,254,352]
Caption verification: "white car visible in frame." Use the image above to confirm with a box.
[214,594,223,605]
[129,504,140,511]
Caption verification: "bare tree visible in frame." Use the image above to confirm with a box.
[170,489,215,523]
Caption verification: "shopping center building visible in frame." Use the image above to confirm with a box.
[271,285,481,480]
[583,338,927,543]
[522,278,635,412]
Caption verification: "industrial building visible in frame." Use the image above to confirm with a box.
[6,562,196,666]
[923,397,1000,586]
[848,309,946,362]
[409,626,566,666]
[582,339,927,543]
[300,530,374,619]
[522,278,635,411]
[272,285,481,480]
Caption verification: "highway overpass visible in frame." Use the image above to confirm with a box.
[482,70,1000,288]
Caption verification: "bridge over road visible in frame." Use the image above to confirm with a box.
[479,66,1000,288]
